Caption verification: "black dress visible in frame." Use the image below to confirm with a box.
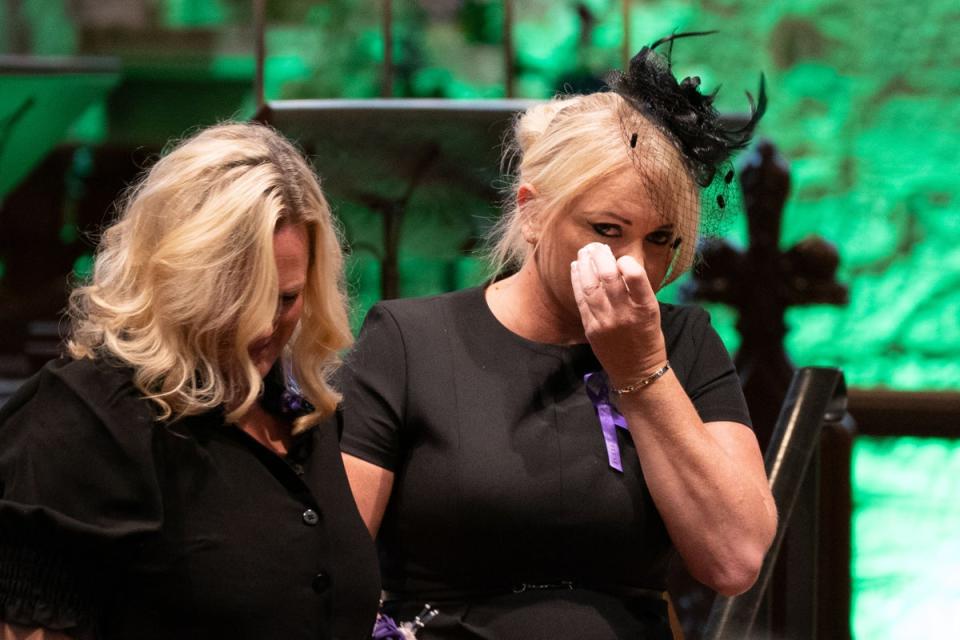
[339,287,752,640]
[0,357,381,640]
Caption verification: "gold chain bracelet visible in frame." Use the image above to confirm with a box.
[614,361,671,395]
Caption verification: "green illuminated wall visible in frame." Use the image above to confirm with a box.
[275,4,960,636]
[199,0,960,393]
[356,1,960,392]
[278,3,957,635]
[4,1,959,637]
[852,437,960,638]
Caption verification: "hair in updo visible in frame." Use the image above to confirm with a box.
[488,92,699,285]
[487,33,764,287]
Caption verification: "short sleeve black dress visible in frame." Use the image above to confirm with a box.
[339,286,751,640]
[0,357,381,640]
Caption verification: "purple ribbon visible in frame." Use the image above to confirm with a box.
[584,371,629,472]
[372,613,405,640]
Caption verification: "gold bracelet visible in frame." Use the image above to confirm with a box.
[614,361,671,395]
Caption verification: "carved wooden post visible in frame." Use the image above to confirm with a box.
[685,139,848,447]
[675,139,852,639]
[503,0,515,98]
[253,0,266,110]
[381,0,394,98]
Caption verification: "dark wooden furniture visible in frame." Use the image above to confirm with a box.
[705,367,849,639]
[254,99,532,299]
[677,140,853,640]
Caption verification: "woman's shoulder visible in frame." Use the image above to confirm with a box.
[0,357,155,474]
[658,302,728,366]
[47,355,139,398]
[0,357,164,548]
[361,287,483,336]
[659,301,712,334]
[2,356,147,421]
[374,286,481,318]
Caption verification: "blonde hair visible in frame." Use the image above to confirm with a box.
[68,122,351,433]
[489,92,699,286]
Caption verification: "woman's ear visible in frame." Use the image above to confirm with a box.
[517,183,537,208]
[518,183,540,244]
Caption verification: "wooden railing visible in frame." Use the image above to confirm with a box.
[705,367,848,639]
[849,390,960,438]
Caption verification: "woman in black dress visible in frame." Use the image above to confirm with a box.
[0,123,380,639]
[340,35,777,639]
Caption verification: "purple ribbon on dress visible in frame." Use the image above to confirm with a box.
[372,613,405,640]
[372,605,438,639]
[584,371,630,472]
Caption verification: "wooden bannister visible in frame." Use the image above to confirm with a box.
[676,140,854,639]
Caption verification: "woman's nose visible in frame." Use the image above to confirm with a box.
[254,307,280,343]
[616,243,646,267]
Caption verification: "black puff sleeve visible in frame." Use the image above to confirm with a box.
[0,358,163,632]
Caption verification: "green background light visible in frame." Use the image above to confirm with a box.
[4,1,958,636]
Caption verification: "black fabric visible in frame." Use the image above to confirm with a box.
[0,357,380,640]
[339,286,751,639]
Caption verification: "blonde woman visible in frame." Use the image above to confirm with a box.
[0,123,379,640]
[339,34,777,639]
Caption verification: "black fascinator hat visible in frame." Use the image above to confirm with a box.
[596,31,766,283]
[608,30,766,189]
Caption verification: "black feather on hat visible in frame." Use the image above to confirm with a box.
[607,31,766,187]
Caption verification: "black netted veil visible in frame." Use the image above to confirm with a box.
[605,31,766,280]
[609,31,766,188]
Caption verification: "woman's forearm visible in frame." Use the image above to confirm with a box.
[618,372,777,596]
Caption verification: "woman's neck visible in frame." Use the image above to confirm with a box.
[239,401,291,456]
[484,263,585,345]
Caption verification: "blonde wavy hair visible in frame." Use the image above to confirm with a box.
[489,92,699,286]
[68,122,351,433]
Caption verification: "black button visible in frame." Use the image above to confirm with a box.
[302,509,319,525]
[312,571,331,593]
[291,463,305,475]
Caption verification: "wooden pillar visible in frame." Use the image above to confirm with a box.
[253,0,266,109]
[7,0,29,54]
[503,0,515,98]
[621,0,631,69]
[676,140,853,639]
[381,0,394,97]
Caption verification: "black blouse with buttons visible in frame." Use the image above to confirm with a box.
[0,358,380,640]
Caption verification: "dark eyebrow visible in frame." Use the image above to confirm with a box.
[586,211,634,226]
[585,212,676,231]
